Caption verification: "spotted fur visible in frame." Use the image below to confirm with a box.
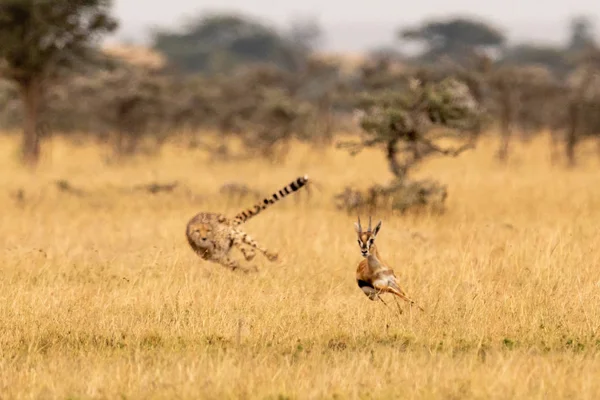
[354,216,424,311]
[186,175,309,272]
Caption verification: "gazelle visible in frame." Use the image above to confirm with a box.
[354,216,424,312]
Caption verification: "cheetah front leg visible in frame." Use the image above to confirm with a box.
[232,229,278,262]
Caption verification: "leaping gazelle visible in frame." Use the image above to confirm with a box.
[354,216,424,312]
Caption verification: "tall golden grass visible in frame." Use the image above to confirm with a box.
[1,132,600,399]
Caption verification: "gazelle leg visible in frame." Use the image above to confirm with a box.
[388,287,425,312]
[380,293,403,320]
[378,294,388,306]
[392,296,404,315]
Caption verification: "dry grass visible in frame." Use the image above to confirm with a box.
[102,44,166,70]
[1,132,600,399]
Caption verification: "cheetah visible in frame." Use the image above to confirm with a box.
[186,175,309,273]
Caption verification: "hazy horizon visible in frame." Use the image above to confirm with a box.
[110,0,600,52]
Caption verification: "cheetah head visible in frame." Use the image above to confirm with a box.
[187,223,216,252]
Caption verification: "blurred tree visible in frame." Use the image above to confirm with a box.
[286,15,323,56]
[564,48,600,166]
[486,65,562,162]
[368,46,406,63]
[500,44,570,76]
[399,17,505,63]
[0,0,117,166]
[151,12,310,74]
[568,16,597,52]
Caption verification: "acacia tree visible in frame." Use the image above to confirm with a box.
[400,17,505,64]
[151,12,308,75]
[0,0,117,165]
[336,71,484,214]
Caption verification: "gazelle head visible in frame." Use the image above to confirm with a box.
[354,216,382,258]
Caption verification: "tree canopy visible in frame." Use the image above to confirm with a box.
[0,0,118,165]
[400,17,506,63]
[151,12,317,74]
[0,0,117,84]
[568,16,597,52]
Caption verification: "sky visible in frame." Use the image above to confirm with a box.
[110,0,600,52]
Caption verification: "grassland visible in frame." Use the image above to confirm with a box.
[1,132,600,399]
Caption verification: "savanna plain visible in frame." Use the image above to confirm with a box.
[1,131,600,400]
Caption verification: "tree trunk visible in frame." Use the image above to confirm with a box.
[497,85,516,163]
[567,69,594,167]
[549,129,561,165]
[316,94,333,147]
[566,100,580,167]
[19,79,42,166]
[386,136,406,181]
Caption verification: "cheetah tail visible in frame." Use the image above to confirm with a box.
[231,175,309,226]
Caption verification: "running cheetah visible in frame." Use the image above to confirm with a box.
[186,175,309,272]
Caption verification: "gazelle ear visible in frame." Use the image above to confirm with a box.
[373,220,382,236]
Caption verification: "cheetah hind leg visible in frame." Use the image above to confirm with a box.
[233,229,279,262]
[218,255,257,273]
[231,236,260,262]
[237,244,256,262]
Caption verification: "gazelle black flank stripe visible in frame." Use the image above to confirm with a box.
[232,175,309,226]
